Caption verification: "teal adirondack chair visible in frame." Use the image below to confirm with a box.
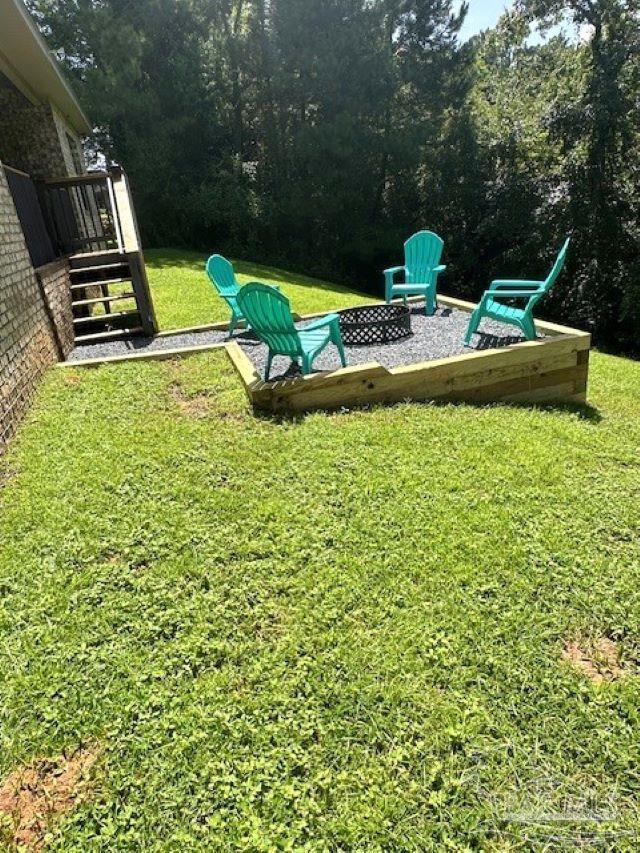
[464,238,570,346]
[236,282,347,381]
[205,254,246,334]
[384,231,447,316]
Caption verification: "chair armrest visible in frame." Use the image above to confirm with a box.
[301,312,340,332]
[487,288,540,299]
[486,288,542,298]
[236,284,280,292]
[490,279,544,291]
[434,265,447,274]
[384,266,406,301]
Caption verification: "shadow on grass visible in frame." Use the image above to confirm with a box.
[235,260,357,294]
[145,248,367,296]
[145,248,205,267]
[252,395,603,426]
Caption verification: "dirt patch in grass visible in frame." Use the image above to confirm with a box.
[168,383,217,419]
[168,383,246,422]
[0,745,99,850]
[562,637,631,684]
[63,372,82,385]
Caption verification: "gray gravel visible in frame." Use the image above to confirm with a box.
[245,304,530,379]
[67,326,230,361]
[68,303,533,376]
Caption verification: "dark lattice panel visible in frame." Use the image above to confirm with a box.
[4,167,56,268]
[339,304,412,346]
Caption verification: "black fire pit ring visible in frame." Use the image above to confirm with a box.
[338,304,412,346]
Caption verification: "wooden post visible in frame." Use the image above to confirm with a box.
[110,168,158,336]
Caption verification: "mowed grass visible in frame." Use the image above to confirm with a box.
[145,248,377,330]
[1,339,639,848]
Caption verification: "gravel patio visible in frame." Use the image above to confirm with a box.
[68,303,529,375]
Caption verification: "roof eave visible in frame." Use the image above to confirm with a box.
[1,0,92,136]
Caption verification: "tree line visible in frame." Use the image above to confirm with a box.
[28,0,640,352]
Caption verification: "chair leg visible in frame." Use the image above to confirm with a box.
[302,354,312,376]
[464,309,481,346]
[522,315,537,341]
[265,351,273,382]
[384,273,393,304]
[425,287,436,317]
[228,312,238,336]
[330,322,347,368]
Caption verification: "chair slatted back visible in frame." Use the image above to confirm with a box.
[236,282,302,357]
[404,231,444,284]
[529,238,571,311]
[543,238,571,293]
[206,254,239,297]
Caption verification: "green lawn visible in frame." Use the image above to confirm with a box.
[1,269,640,848]
[145,248,376,330]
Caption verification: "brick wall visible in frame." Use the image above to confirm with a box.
[52,106,84,176]
[0,165,74,450]
[0,77,82,178]
[37,258,75,354]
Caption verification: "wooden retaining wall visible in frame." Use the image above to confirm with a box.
[227,296,591,414]
[65,293,591,415]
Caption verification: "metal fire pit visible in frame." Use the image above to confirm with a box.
[338,304,412,346]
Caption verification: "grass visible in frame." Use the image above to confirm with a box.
[1,265,640,848]
[145,248,377,330]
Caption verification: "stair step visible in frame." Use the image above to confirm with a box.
[72,292,137,308]
[74,327,144,344]
[70,248,122,259]
[73,309,141,326]
[70,277,131,290]
[70,262,129,276]
[69,249,123,267]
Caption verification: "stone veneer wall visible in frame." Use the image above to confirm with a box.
[0,165,74,450]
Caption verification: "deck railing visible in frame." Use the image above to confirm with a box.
[39,171,124,256]
[3,164,157,338]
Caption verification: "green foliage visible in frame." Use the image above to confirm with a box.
[27,0,640,350]
[145,248,376,330]
[476,1,640,348]
[1,342,639,847]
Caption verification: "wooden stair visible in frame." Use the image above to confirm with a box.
[69,251,147,345]
[74,326,144,344]
[71,292,137,308]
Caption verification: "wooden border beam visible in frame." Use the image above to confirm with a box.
[60,293,592,413]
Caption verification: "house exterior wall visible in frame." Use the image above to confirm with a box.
[0,76,83,178]
[0,163,73,449]
[52,104,84,175]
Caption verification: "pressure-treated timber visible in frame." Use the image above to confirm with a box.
[64,293,591,416]
[66,340,228,367]
[225,295,591,414]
